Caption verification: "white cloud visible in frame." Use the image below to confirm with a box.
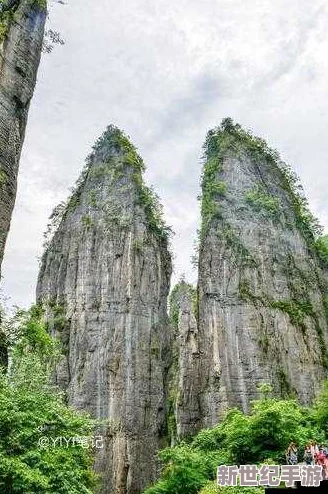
[2,0,328,306]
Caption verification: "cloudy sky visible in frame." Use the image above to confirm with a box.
[2,0,328,307]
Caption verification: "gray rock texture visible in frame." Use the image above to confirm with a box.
[37,126,172,494]
[0,0,46,274]
[169,281,201,441]
[197,119,328,428]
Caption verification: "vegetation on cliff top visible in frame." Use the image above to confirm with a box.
[0,1,47,42]
[43,126,172,253]
[0,1,14,42]
[200,118,328,268]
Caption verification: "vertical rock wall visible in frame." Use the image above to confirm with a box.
[197,119,328,428]
[37,127,172,494]
[0,0,46,274]
[169,281,201,440]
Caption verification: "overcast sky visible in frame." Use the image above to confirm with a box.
[2,0,328,308]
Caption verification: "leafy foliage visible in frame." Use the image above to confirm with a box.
[0,306,98,493]
[143,445,224,494]
[142,383,328,494]
[200,155,225,236]
[33,0,47,9]
[269,300,314,333]
[0,1,47,43]
[0,3,13,42]
[245,186,280,217]
[312,381,328,436]
[136,180,172,242]
[199,483,264,494]
[315,234,328,268]
[238,274,328,367]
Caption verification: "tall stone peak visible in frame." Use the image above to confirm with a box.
[168,279,201,441]
[37,126,172,494]
[41,126,171,262]
[169,278,197,329]
[197,118,328,427]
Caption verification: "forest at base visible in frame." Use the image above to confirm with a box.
[1,306,328,494]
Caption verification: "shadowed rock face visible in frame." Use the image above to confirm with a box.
[197,119,328,428]
[0,0,46,274]
[37,127,172,494]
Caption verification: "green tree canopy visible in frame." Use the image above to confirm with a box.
[0,306,98,494]
[143,383,328,494]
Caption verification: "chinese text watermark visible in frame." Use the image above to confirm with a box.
[217,464,323,487]
[38,435,104,449]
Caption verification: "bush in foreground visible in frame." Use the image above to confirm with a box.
[0,306,98,494]
[143,384,328,494]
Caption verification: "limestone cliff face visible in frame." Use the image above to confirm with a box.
[0,0,46,274]
[197,118,328,428]
[169,281,201,441]
[37,127,172,494]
